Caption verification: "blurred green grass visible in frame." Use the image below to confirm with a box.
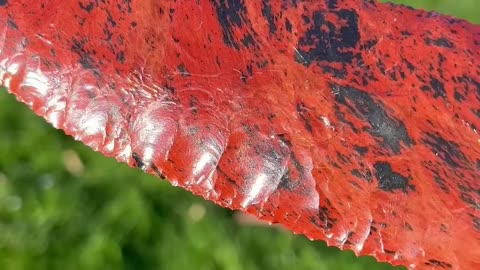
[0,1,477,270]
[382,0,479,24]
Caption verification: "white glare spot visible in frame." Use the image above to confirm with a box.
[142,146,154,167]
[80,111,106,136]
[6,61,20,74]
[22,70,49,96]
[242,173,268,208]
[193,152,213,176]
[320,116,331,128]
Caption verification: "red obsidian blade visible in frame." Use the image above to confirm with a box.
[1,1,479,269]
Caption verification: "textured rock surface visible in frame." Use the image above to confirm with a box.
[0,1,479,269]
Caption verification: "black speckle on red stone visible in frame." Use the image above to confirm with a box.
[315,206,337,230]
[374,162,413,192]
[151,163,166,179]
[285,18,292,33]
[240,33,255,48]
[353,145,369,156]
[71,37,97,69]
[261,0,276,34]
[422,76,447,100]
[457,184,479,211]
[422,132,468,169]
[116,51,125,64]
[327,0,338,9]
[295,9,360,66]
[79,1,95,13]
[296,102,313,133]
[472,215,480,231]
[454,90,466,102]
[334,84,414,154]
[425,259,453,269]
[434,175,449,193]
[351,168,373,182]
[132,152,145,169]
[212,0,248,50]
[177,63,191,77]
[7,15,17,30]
[425,37,455,48]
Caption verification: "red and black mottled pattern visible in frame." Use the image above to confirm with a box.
[0,1,479,269]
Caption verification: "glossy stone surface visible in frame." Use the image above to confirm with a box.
[0,1,479,269]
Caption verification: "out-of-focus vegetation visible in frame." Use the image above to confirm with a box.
[0,1,477,270]
[382,0,479,24]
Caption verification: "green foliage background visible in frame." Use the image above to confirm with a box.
[384,0,479,24]
[0,1,477,269]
